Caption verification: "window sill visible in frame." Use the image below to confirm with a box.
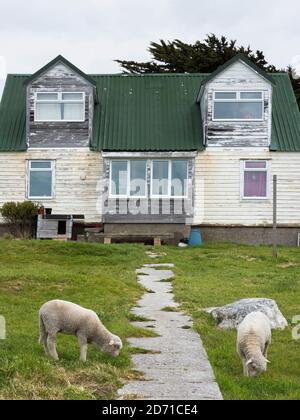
[240,197,270,202]
[34,120,85,123]
[28,197,55,201]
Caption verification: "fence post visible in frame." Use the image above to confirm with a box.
[273,175,278,258]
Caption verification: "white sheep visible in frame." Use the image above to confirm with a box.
[39,300,122,362]
[237,311,272,377]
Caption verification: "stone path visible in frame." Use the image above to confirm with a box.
[118,263,223,400]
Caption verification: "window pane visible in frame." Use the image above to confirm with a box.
[111,161,127,195]
[30,171,52,197]
[130,160,146,196]
[214,102,263,120]
[62,93,83,101]
[36,93,58,100]
[171,160,188,196]
[31,161,52,169]
[63,103,84,120]
[240,92,262,100]
[244,171,267,197]
[36,103,61,121]
[152,161,169,196]
[245,161,266,169]
[215,92,237,99]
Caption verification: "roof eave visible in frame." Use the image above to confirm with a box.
[23,55,97,88]
[196,54,275,99]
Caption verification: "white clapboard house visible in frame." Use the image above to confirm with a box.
[0,54,300,244]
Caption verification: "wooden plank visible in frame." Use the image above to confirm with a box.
[27,63,94,148]
[154,236,161,246]
[273,175,278,258]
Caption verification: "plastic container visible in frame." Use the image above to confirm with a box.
[188,228,203,247]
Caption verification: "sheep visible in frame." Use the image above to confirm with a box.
[237,311,272,377]
[39,300,122,362]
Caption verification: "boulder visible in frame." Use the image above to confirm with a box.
[206,298,288,330]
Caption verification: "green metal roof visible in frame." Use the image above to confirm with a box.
[270,73,300,151]
[0,75,27,151]
[91,74,205,151]
[0,71,299,152]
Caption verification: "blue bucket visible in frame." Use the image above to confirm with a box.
[188,228,203,247]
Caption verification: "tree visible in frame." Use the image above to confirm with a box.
[287,66,300,107]
[116,35,300,109]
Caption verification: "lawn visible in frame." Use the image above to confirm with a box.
[0,240,300,400]
[163,243,300,400]
[0,240,151,400]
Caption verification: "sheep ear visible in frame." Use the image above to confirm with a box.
[109,339,114,346]
[246,359,253,366]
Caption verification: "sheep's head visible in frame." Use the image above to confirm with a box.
[104,335,123,358]
[246,356,270,377]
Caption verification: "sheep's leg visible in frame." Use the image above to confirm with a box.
[242,359,249,377]
[47,333,59,361]
[77,334,88,362]
[42,336,50,357]
[263,342,269,358]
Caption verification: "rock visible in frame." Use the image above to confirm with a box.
[206,298,288,330]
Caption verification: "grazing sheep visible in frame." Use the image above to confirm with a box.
[237,311,271,377]
[39,300,122,362]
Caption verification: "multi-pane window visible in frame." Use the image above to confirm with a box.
[110,160,147,197]
[213,91,264,120]
[35,92,85,122]
[28,161,54,199]
[151,160,188,198]
[242,160,268,199]
[109,159,188,198]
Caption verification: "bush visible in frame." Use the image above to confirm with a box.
[0,201,39,239]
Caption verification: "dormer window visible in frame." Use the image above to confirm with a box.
[213,91,264,121]
[35,92,85,122]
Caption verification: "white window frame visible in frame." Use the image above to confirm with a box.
[150,160,189,199]
[34,92,85,122]
[212,91,264,122]
[27,160,55,200]
[240,160,269,200]
[109,160,148,199]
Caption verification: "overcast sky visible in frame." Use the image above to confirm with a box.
[0,0,300,97]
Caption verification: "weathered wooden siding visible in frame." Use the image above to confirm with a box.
[2,148,300,228]
[27,63,94,148]
[194,149,300,226]
[202,61,272,148]
[103,157,195,224]
[0,149,102,223]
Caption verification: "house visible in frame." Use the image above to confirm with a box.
[0,54,300,245]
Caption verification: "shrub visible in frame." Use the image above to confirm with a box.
[2,233,14,240]
[0,201,39,239]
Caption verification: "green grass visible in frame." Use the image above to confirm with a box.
[156,243,300,400]
[0,240,150,400]
[1,240,300,400]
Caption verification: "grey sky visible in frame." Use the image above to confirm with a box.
[0,0,300,97]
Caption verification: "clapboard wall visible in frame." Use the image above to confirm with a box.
[194,148,300,226]
[201,60,272,148]
[27,63,94,148]
[0,149,103,223]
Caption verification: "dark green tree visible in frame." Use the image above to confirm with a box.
[116,35,277,74]
[287,66,300,107]
[116,35,300,108]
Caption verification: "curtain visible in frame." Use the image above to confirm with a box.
[244,171,267,197]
